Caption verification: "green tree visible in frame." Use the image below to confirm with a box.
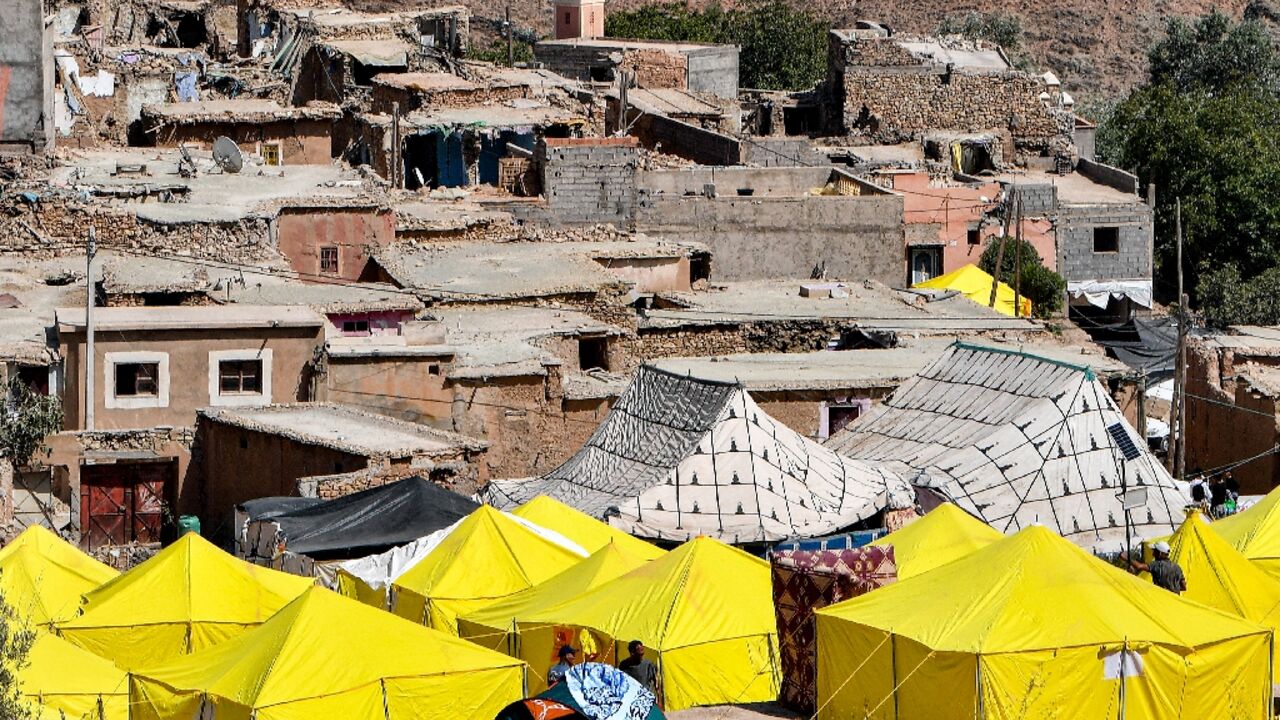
[937,11,1024,51]
[978,237,1066,318]
[0,377,63,471]
[0,591,34,720]
[605,1,827,90]
[1098,12,1280,325]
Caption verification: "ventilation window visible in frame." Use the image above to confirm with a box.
[1093,227,1120,253]
[320,246,340,275]
[578,336,609,371]
[967,228,981,245]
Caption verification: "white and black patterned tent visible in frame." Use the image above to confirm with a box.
[826,342,1189,552]
[484,365,914,543]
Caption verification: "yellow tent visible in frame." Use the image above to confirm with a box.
[20,631,127,720]
[57,533,314,669]
[869,503,1002,579]
[816,526,1272,720]
[511,496,665,560]
[913,264,1033,318]
[0,526,116,625]
[1213,486,1280,578]
[514,536,780,711]
[1167,510,1280,682]
[457,539,655,653]
[390,505,587,634]
[129,586,525,720]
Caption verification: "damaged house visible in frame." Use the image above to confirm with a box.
[140,98,342,164]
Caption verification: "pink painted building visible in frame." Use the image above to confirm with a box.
[885,171,1056,285]
[555,0,605,40]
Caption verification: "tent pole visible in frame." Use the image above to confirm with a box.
[381,678,391,720]
[890,634,900,720]
[1118,638,1127,720]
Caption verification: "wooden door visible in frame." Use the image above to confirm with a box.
[80,461,175,550]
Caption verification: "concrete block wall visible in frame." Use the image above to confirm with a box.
[540,138,639,228]
[740,137,814,168]
[1077,158,1140,196]
[634,113,741,166]
[0,0,48,149]
[686,46,739,99]
[1056,203,1154,283]
[1011,184,1057,215]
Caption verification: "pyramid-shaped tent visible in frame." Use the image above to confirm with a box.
[486,365,914,543]
[1211,485,1280,578]
[129,587,525,720]
[816,526,1272,719]
[57,533,314,669]
[869,503,1002,579]
[513,536,780,711]
[827,342,1188,552]
[512,495,665,560]
[457,540,656,653]
[0,526,116,625]
[390,505,588,634]
[913,264,1031,317]
[20,632,128,720]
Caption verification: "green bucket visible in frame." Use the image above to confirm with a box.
[178,515,201,537]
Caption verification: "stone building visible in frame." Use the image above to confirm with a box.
[825,29,1073,156]
[535,37,739,99]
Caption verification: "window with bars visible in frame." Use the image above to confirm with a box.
[320,246,339,275]
[219,359,263,395]
[115,363,159,397]
[262,142,282,166]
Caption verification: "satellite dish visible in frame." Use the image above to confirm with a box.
[212,136,243,174]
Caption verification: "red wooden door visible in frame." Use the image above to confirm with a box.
[80,467,129,549]
[131,465,167,544]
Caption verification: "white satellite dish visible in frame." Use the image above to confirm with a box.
[212,136,244,174]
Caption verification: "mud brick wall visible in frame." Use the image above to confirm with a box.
[621,49,687,90]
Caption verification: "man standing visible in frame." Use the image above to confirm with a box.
[1124,541,1187,594]
[618,639,658,695]
[547,645,576,686]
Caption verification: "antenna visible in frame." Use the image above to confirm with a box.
[212,136,244,174]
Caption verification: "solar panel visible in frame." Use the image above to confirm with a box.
[1106,423,1142,462]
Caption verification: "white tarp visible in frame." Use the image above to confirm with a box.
[78,70,116,97]
[485,365,915,544]
[827,342,1189,553]
[1068,279,1153,309]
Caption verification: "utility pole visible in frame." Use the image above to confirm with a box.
[988,189,1014,308]
[84,227,96,432]
[391,102,401,189]
[1136,367,1148,449]
[1172,198,1187,481]
[1013,194,1023,317]
[506,7,514,66]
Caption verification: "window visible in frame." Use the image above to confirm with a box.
[342,319,370,335]
[428,364,440,376]
[262,142,282,166]
[320,246,339,275]
[219,359,263,395]
[1093,227,1120,253]
[115,363,159,397]
[967,228,982,245]
[578,336,609,371]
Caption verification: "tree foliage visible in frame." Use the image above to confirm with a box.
[1098,11,1280,326]
[978,236,1066,318]
[0,591,34,720]
[605,1,827,91]
[936,11,1024,51]
[0,378,62,470]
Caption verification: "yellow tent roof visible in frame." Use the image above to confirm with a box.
[820,526,1269,654]
[457,540,655,650]
[129,587,524,720]
[21,631,127,720]
[0,526,116,625]
[913,263,1032,318]
[511,496,665,561]
[869,503,1002,579]
[1169,511,1280,649]
[56,533,314,669]
[1212,486,1280,577]
[391,505,587,633]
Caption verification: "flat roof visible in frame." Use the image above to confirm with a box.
[896,39,1010,70]
[989,169,1138,205]
[537,37,732,53]
[199,403,486,457]
[56,305,325,331]
[643,280,1040,333]
[0,257,83,365]
[433,306,622,379]
[622,88,726,117]
[141,99,342,123]
[318,39,412,66]
[372,72,479,92]
[401,102,584,130]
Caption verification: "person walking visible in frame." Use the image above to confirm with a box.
[1123,541,1186,594]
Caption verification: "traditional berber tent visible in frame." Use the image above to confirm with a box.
[1165,509,1280,682]
[827,342,1189,552]
[485,365,914,544]
[511,495,665,560]
[816,526,1273,720]
[388,505,588,634]
[129,586,525,720]
[57,533,314,669]
[0,525,116,625]
[457,540,656,653]
[868,503,1002,579]
[20,632,128,720]
[1211,485,1280,578]
[912,264,1031,318]
[511,536,780,710]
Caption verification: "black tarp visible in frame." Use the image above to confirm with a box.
[239,496,325,522]
[1096,317,1178,380]
[271,476,479,559]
